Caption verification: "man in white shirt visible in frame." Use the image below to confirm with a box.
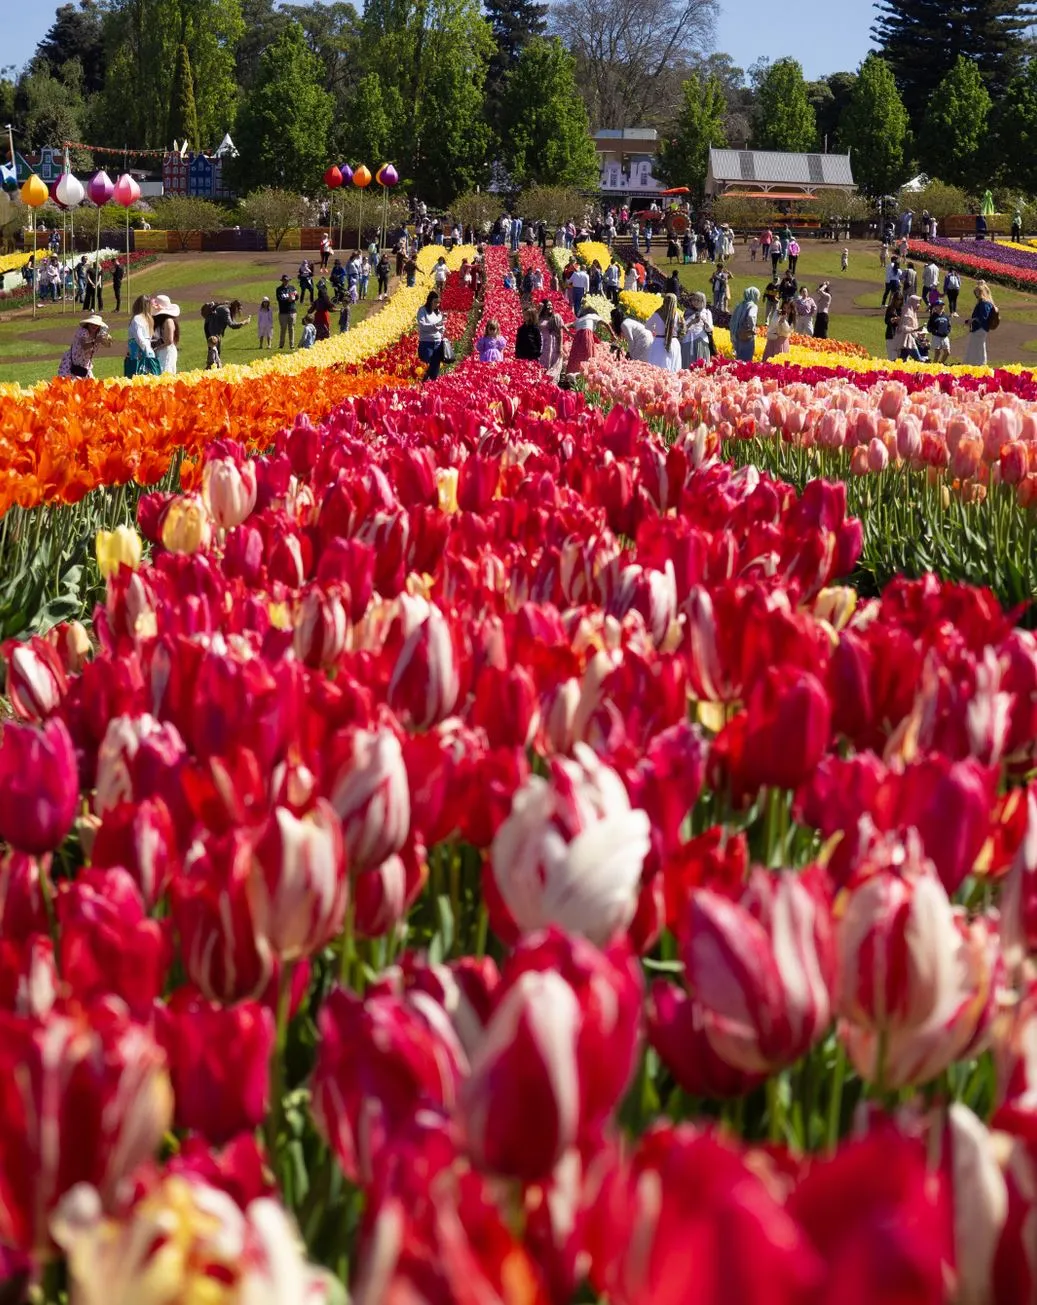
[922,261,940,293]
[567,265,590,316]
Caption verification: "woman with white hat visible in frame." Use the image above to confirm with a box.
[151,294,181,374]
[57,315,110,379]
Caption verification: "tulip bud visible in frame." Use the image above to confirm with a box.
[867,437,889,473]
[90,796,178,909]
[435,466,459,514]
[682,867,836,1075]
[460,969,581,1182]
[0,1004,172,1259]
[490,744,650,946]
[0,934,57,1018]
[311,985,464,1184]
[203,455,258,530]
[387,605,461,731]
[57,867,169,1019]
[251,800,348,961]
[94,525,142,579]
[161,494,212,555]
[0,718,78,855]
[173,830,273,1004]
[156,993,275,1146]
[328,724,411,871]
[1,635,67,721]
[292,584,349,669]
[470,663,540,749]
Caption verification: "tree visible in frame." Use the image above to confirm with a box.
[872,0,1037,124]
[359,0,494,203]
[448,188,506,236]
[656,70,727,200]
[334,72,395,166]
[148,196,225,249]
[17,61,88,153]
[240,187,312,248]
[550,0,718,127]
[517,183,587,225]
[233,21,334,192]
[807,71,857,150]
[838,56,910,197]
[498,38,598,188]
[283,2,362,102]
[899,178,969,220]
[917,55,992,189]
[686,52,754,145]
[235,0,290,90]
[94,0,244,150]
[168,43,199,150]
[35,1,106,95]
[752,58,817,152]
[992,59,1037,191]
[484,0,548,128]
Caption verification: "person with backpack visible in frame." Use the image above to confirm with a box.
[927,297,952,364]
[943,270,961,316]
[963,280,998,365]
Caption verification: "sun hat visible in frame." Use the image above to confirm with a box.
[150,294,180,318]
[80,314,107,329]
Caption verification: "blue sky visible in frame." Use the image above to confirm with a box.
[3,0,876,82]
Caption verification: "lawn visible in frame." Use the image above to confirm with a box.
[659,240,1037,366]
[0,251,382,385]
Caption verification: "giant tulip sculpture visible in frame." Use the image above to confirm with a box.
[86,170,114,309]
[376,162,399,252]
[113,173,140,313]
[19,173,48,319]
[353,164,371,247]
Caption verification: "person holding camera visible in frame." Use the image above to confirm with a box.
[57,314,111,379]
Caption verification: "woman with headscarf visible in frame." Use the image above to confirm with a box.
[681,291,713,367]
[646,292,681,371]
[964,281,998,365]
[728,286,760,363]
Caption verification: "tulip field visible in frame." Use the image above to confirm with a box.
[7,238,1037,1304]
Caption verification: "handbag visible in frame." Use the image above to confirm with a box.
[442,339,455,363]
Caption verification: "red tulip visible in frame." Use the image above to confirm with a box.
[89,796,178,909]
[0,850,53,939]
[92,712,186,817]
[503,928,643,1128]
[740,665,832,794]
[57,868,169,1020]
[292,583,349,669]
[156,991,274,1146]
[460,968,581,1183]
[387,604,461,730]
[251,799,348,961]
[1,635,67,721]
[586,1124,822,1305]
[789,1129,950,1305]
[172,829,273,1004]
[470,661,539,748]
[490,744,650,946]
[327,723,411,870]
[682,866,836,1075]
[838,833,998,1088]
[0,718,79,854]
[353,836,427,938]
[937,1104,1008,1305]
[311,984,464,1185]
[0,935,57,1017]
[0,1004,172,1258]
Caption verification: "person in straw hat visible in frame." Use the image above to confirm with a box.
[150,294,181,375]
[56,314,111,379]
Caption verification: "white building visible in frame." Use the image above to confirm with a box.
[594,129,664,199]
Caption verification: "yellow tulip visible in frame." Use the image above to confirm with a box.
[160,494,211,555]
[95,525,142,578]
[436,466,460,514]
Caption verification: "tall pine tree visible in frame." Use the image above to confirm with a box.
[872,0,1037,125]
[168,43,200,150]
[483,0,547,129]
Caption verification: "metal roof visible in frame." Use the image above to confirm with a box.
[708,148,854,188]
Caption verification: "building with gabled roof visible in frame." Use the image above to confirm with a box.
[706,148,854,202]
